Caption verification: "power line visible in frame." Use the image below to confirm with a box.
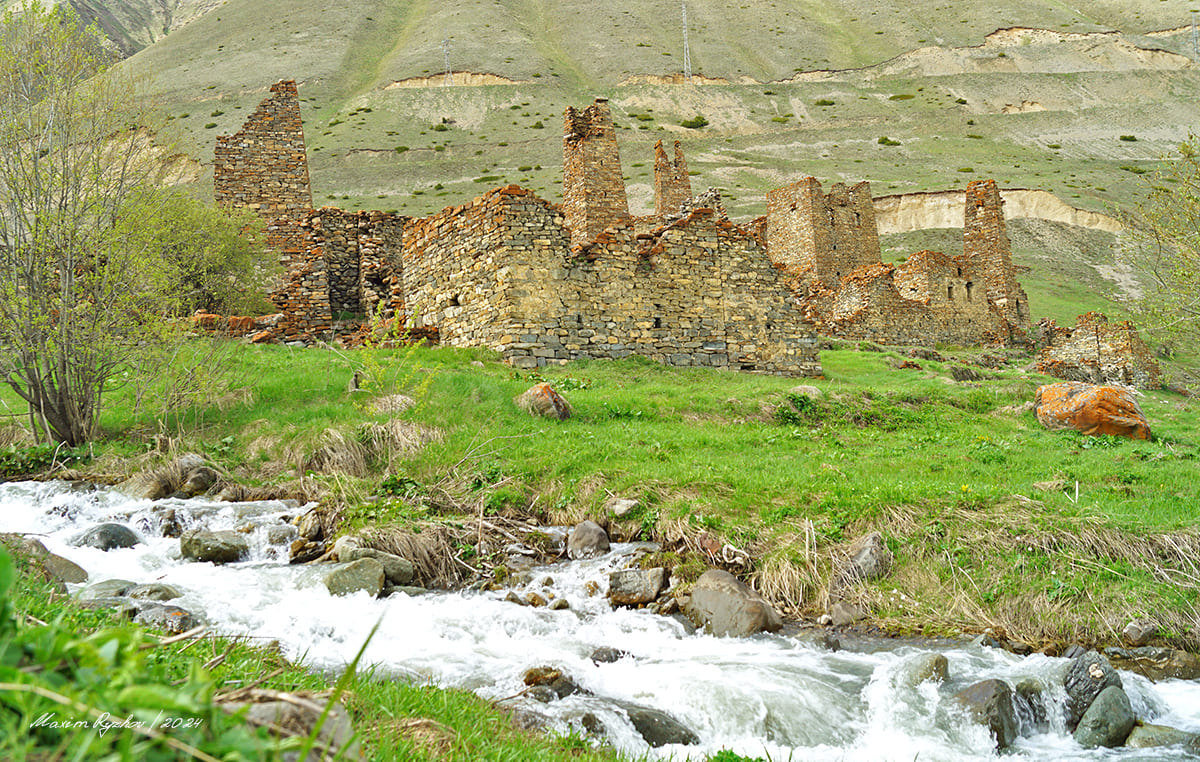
[443,38,453,86]
[682,0,692,82]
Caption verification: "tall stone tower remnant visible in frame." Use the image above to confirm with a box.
[654,139,692,216]
[964,179,1030,330]
[213,80,312,262]
[562,98,628,247]
[765,177,879,285]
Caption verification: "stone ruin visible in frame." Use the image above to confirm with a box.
[1035,312,1161,389]
[214,83,1042,376]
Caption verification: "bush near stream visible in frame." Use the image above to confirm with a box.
[3,340,1199,652]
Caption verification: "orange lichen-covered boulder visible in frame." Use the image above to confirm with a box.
[514,383,572,421]
[1035,382,1150,440]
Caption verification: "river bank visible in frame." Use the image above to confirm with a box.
[6,478,1200,760]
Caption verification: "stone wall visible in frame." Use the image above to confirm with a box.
[766,178,879,286]
[401,186,820,375]
[964,179,1030,331]
[214,83,1039,364]
[562,98,629,248]
[654,140,692,216]
[214,80,312,265]
[1036,312,1161,388]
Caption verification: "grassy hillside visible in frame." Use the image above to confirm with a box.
[113,0,1198,338]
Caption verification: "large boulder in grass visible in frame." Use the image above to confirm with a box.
[682,569,782,637]
[1035,382,1150,440]
[515,383,571,420]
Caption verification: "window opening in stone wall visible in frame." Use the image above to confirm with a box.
[947,285,954,300]
[956,267,962,276]
[965,281,974,302]
[654,316,662,329]
[448,294,461,306]
[854,211,861,226]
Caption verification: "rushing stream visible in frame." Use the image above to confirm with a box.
[2,479,1199,761]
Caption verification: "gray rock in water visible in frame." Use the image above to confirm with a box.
[77,578,136,600]
[1063,651,1122,729]
[567,520,610,559]
[42,553,88,584]
[289,538,324,564]
[343,547,414,586]
[1074,684,1135,749]
[180,530,249,564]
[607,567,667,606]
[1014,678,1049,733]
[526,686,559,703]
[1106,646,1200,682]
[126,583,183,602]
[73,523,139,551]
[297,510,323,541]
[1125,723,1200,750]
[548,598,570,610]
[266,524,298,545]
[590,647,630,664]
[618,702,699,748]
[683,569,782,637]
[324,558,385,597]
[953,679,1018,750]
[1122,618,1157,647]
[135,604,202,634]
[904,653,949,685]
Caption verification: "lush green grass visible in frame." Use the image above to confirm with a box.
[10,338,1185,650]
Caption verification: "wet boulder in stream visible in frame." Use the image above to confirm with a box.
[73,523,139,551]
[567,520,610,559]
[324,558,385,597]
[1074,684,1135,749]
[615,701,699,748]
[682,569,781,637]
[180,529,249,564]
[607,567,667,606]
[1063,650,1122,729]
[342,547,414,586]
[952,679,1019,750]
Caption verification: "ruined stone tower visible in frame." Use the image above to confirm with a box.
[562,98,628,247]
[654,140,692,216]
[214,80,313,261]
[765,177,880,285]
[963,179,1030,330]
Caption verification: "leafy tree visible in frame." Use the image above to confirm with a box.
[1127,133,1200,388]
[0,2,268,445]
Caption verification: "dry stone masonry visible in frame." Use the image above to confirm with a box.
[214,80,1050,374]
[1036,312,1161,389]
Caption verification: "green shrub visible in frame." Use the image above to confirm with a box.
[1119,134,1137,142]
[889,93,915,100]
[680,114,709,129]
[878,136,901,146]
[814,98,835,106]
